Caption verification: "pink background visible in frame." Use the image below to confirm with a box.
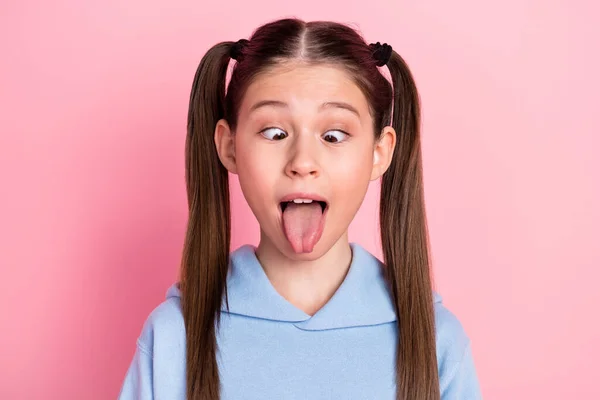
[1,1,598,399]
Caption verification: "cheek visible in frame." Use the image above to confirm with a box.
[337,145,373,179]
[237,146,276,183]
[234,140,278,209]
[331,147,373,206]
[237,166,274,219]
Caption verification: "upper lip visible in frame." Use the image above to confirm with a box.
[279,192,328,204]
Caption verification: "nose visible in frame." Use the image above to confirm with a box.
[284,134,320,179]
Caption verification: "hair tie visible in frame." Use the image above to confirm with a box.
[230,39,249,61]
[369,42,393,67]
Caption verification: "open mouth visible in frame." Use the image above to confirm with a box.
[279,200,327,213]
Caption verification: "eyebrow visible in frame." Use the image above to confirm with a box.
[249,100,361,118]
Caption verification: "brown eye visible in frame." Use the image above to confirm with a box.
[323,130,348,143]
[261,127,287,140]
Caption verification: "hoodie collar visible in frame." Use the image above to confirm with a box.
[221,242,397,331]
[165,243,441,331]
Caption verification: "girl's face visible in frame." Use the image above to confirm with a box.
[215,63,395,260]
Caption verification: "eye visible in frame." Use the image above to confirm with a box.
[323,130,348,143]
[260,127,287,141]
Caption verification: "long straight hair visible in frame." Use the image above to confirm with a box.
[181,18,439,400]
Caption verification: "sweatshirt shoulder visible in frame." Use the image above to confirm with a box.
[433,293,482,399]
[136,289,185,356]
[433,293,471,363]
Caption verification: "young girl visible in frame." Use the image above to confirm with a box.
[119,18,481,400]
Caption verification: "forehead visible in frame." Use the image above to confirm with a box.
[239,63,370,116]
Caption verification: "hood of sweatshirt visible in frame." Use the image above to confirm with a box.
[166,242,442,331]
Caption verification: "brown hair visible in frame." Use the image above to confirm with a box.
[180,17,439,400]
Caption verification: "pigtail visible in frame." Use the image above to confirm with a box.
[180,41,234,400]
[381,51,441,399]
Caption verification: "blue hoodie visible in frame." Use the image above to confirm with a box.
[118,243,481,399]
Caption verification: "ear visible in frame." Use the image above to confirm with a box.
[214,118,238,174]
[370,126,396,181]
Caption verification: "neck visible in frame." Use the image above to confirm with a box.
[255,231,353,316]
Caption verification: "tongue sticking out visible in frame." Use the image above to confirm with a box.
[282,202,325,254]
